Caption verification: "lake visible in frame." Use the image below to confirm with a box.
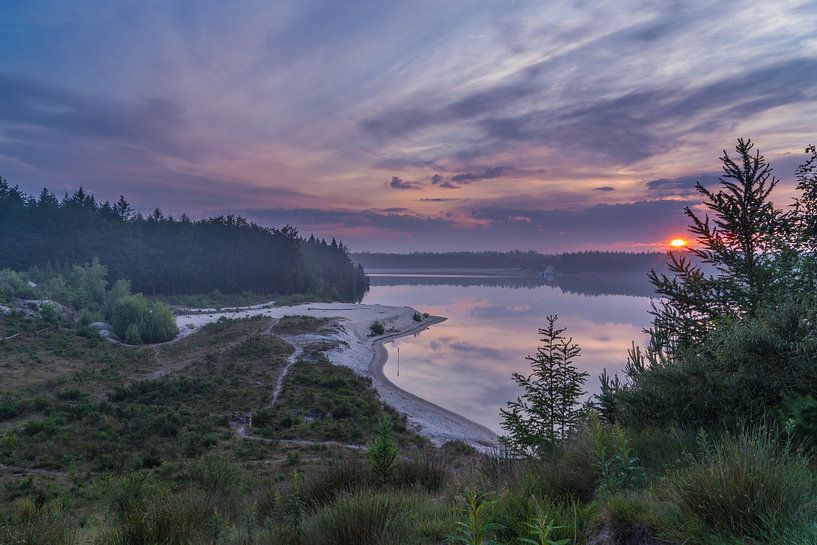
[363,272,654,434]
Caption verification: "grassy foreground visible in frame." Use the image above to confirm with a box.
[2,310,816,544]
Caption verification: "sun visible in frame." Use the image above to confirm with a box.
[669,238,688,248]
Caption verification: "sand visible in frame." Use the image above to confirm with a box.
[174,302,499,450]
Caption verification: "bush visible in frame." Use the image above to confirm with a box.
[369,320,385,336]
[0,269,37,302]
[111,294,177,344]
[0,499,78,545]
[300,491,422,545]
[295,458,372,511]
[396,452,447,492]
[189,453,244,515]
[666,425,817,541]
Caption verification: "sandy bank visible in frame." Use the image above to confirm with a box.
[174,302,499,450]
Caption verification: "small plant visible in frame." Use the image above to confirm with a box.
[369,320,385,336]
[287,451,301,465]
[591,416,643,495]
[1,431,19,452]
[413,311,424,322]
[448,490,503,545]
[367,415,398,484]
[519,501,569,545]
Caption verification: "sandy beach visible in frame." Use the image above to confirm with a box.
[174,302,499,450]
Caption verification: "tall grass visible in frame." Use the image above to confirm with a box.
[666,425,817,542]
[299,490,441,545]
[0,498,78,545]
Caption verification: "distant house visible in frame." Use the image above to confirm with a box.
[537,266,555,278]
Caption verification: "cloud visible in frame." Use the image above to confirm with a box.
[645,173,720,196]
[450,167,507,183]
[594,186,616,192]
[389,176,420,189]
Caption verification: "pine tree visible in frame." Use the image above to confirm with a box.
[500,315,588,456]
[648,138,786,353]
[366,415,398,484]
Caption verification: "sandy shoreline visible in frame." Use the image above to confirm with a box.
[369,317,498,449]
[173,302,499,450]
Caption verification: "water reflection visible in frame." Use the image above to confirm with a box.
[363,273,652,433]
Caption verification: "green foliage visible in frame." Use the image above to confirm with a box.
[500,315,588,456]
[606,140,817,430]
[189,453,244,514]
[0,181,368,301]
[782,395,817,443]
[0,269,37,302]
[396,451,447,492]
[447,490,503,545]
[110,293,177,344]
[665,425,817,542]
[369,320,385,336]
[589,416,643,495]
[0,499,78,545]
[300,491,427,545]
[518,500,569,545]
[366,415,398,484]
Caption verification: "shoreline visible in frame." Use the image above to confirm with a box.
[369,317,499,450]
[171,302,500,450]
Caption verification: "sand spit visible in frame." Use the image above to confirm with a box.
[175,302,498,450]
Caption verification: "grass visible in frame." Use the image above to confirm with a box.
[260,356,422,446]
[4,311,817,544]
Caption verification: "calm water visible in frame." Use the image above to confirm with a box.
[363,273,653,433]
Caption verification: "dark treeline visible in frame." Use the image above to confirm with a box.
[0,179,368,301]
[353,250,667,274]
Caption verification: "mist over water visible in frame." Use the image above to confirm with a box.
[364,273,652,433]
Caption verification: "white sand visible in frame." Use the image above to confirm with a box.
[175,302,498,450]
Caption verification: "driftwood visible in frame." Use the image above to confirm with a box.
[1,333,20,341]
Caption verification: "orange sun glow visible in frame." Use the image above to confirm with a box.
[669,238,688,248]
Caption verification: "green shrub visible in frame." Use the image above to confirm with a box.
[369,320,385,336]
[366,415,398,484]
[295,458,372,511]
[666,425,817,541]
[449,490,503,545]
[111,294,177,344]
[0,498,78,545]
[396,452,446,492]
[189,453,244,515]
[0,269,37,301]
[300,491,422,545]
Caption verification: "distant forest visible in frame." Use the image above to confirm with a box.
[0,179,369,301]
[353,250,668,274]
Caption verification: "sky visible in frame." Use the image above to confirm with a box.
[1,0,816,252]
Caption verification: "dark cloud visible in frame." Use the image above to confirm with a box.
[450,166,507,183]
[419,197,467,202]
[389,176,420,189]
[471,199,694,242]
[594,186,616,192]
[645,173,720,196]
[0,74,190,159]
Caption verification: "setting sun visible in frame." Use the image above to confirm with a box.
[669,238,688,248]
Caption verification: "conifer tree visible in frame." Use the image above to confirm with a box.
[648,138,786,353]
[500,315,588,456]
